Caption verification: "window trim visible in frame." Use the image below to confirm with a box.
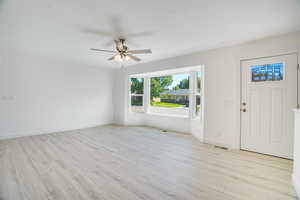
[128,66,204,120]
[129,77,145,113]
[148,72,191,117]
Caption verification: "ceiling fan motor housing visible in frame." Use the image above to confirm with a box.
[116,39,128,52]
[90,38,151,62]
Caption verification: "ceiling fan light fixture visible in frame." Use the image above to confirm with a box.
[114,54,121,61]
[125,55,130,61]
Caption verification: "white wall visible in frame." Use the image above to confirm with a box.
[0,51,115,139]
[112,68,129,125]
[293,110,300,198]
[113,31,300,148]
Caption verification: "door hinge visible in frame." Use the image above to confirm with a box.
[298,104,300,109]
[298,64,300,70]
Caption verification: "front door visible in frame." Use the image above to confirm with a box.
[241,54,298,159]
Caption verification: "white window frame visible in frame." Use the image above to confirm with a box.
[193,71,202,119]
[128,66,204,120]
[149,71,191,117]
[129,77,145,113]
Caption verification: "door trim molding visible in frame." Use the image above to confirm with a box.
[236,50,300,151]
[240,52,299,62]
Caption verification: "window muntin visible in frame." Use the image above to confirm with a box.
[251,63,284,82]
[130,78,144,113]
[150,74,190,116]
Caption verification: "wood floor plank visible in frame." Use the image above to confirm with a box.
[0,125,298,200]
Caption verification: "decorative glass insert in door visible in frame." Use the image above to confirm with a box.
[251,63,284,82]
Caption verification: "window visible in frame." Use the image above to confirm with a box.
[150,73,190,116]
[195,71,201,117]
[130,77,144,113]
[251,63,284,82]
[128,66,204,118]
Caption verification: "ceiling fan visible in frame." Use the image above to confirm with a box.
[90,39,152,62]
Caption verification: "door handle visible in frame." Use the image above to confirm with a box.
[240,108,246,112]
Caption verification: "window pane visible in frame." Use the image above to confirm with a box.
[196,95,201,116]
[150,73,189,116]
[130,78,144,94]
[197,71,201,94]
[131,96,144,113]
[251,63,283,82]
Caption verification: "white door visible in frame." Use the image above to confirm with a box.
[241,54,298,159]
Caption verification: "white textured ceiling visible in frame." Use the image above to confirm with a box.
[1,0,300,68]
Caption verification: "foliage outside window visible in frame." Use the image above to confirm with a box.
[130,78,144,113]
[150,74,190,116]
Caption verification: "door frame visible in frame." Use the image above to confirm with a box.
[237,50,300,151]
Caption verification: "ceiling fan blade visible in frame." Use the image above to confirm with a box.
[90,48,116,53]
[127,49,152,54]
[108,54,118,61]
[127,54,141,62]
[81,28,115,37]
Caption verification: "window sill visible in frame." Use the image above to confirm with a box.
[146,112,189,119]
[191,117,201,121]
[129,110,202,120]
[129,111,145,114]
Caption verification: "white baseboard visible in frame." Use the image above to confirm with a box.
[0,121,114,140]
[204,138,232,149]
[292,174,300,198]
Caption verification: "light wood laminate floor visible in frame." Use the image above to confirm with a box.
[0,125,297,200]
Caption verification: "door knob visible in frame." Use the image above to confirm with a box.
[240,108,246,112]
